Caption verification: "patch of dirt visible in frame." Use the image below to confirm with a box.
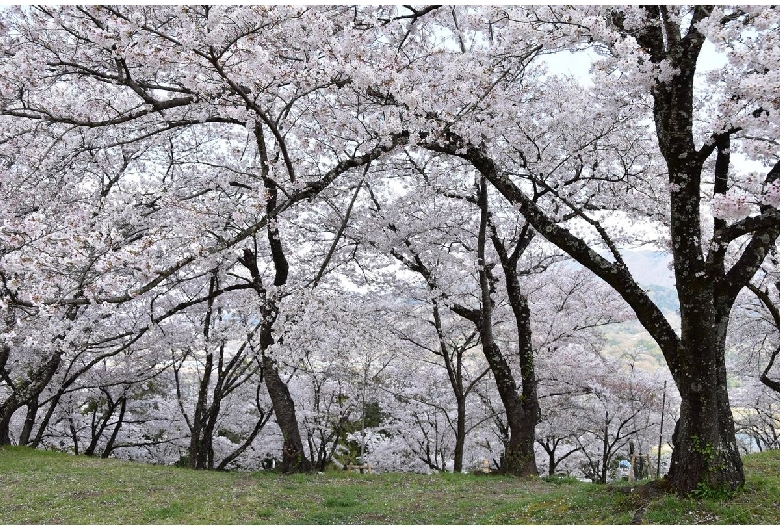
[619,479,673,525]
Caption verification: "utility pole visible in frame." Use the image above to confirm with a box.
[656,380,667,479]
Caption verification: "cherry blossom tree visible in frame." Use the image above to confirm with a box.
[742,261,780,394]
[358,5,779,494]
[2,5,779,497]
[0,5,404,470]
[731,380,780,452]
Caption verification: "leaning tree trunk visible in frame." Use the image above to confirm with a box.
[0,350,62,446]
[238,128,312,473]
[240,245,312,473]
[17,398,38,446]
[101,396,127,458]
[422,5,780,494]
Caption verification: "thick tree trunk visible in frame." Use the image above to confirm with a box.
[503,399,539,476]
[666,327,743,493]
[262,353,312,472]
[628,5,749,494]
[438,126,753,492]
[0,405,17,445]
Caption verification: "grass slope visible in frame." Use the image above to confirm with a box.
[1,446,778,524]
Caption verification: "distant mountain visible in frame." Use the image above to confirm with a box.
[619,251,679,312]
[645,284,679,313]
[565,249,678,311]
[596,250,679,373]
[619,250,675,289]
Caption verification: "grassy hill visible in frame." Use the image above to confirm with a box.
[1,446,777,524]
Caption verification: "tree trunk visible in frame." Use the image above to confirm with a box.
[262,353,312,472]
[431,300,472,473]
[69,416,79,455]
[473,176,537,476]
[600,411,610,484]
[627,5,752,494]
[0,350,62,446]
[453,395,466,473]
[491,225,541,476]
[240,128,311,473]
[30,388,66,448]
[189,347,213,470]
[666,330,743,493]
[84,397,117,457]
[18,399,38,446]
[0,405,17,445]
[101,396,126,458]
[430,6,775,494]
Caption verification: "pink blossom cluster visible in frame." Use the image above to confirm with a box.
[764,181,780,209]
[711,192,753,220]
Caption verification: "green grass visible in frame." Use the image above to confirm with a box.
[1,446,778,524]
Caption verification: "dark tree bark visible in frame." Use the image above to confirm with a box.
[489,221,541,476]
[385,179,539,476]
[188,272,219,470]
[84,389,123,457]
[236,125,312,472]
[100,395,127,458]
[629,6,761,494]
[458,175,538,476]
[600,411,610,484]
[537,436,579,476]
[18,398,38,447]
[0,350,62,445]
[262,353,311,472]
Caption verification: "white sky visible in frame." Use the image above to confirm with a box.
[540,39,728,85]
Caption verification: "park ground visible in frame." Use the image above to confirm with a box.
[0,446,778,524]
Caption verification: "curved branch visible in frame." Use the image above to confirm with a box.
[424,137,681,369]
